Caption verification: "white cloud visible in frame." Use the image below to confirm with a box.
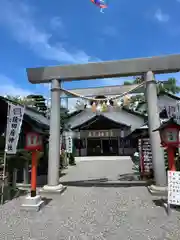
[0,74,32,97]
[0,0,95,64]
[154,9,169,23]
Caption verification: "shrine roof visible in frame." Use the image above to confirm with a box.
[68,108,145,131]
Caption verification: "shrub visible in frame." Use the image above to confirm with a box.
[68,153,76,166]
[60,150,66,169]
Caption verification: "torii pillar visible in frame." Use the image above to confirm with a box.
[145,71,167,187]
[41,79,66,193]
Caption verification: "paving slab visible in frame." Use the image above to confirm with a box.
[0,159,180,240]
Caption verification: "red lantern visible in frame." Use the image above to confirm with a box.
[25,132,43,151]
[153,118,180,171]
[24,132,43,198]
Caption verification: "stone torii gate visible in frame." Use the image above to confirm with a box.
[26,54,180,190]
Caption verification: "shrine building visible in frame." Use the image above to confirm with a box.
[64,85,180,157]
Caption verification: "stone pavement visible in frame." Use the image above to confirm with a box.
[0,158,180,240]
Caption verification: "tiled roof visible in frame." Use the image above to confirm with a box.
[25,107,49,127]
[68,110,96,129]
[68,109,144,131]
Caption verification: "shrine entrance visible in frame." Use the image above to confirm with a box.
[102,138,118,156]
[27,54,178,187]
[72,114,137,157]
[87,138,119,156]
[87,139,101,156]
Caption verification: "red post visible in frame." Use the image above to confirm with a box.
[31,151,37,197]
[167,147,176,171]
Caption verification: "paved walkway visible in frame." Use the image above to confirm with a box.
[0,158,180,239]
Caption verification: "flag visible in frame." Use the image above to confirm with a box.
[5,103,25,154]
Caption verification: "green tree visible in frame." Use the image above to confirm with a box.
[60,107,69,131]
[158,78,180,94]
[27,95,47,116]
[123,76,180,111]
[5,95,34,106]
[123,76,180,94]
[5,94,70,129]
[5,94,49,117]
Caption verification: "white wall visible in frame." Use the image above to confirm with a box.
[158,95,178,112]
[138,95,178,113]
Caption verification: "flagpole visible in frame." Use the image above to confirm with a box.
[1,151,7,204]
[1,103,10,205]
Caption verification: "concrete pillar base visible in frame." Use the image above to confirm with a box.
[21,195,44,212]
[147,184,167,196]
[40,184,67,195]
[16,183,31,189]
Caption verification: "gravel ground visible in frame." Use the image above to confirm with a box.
[0,158,180,240]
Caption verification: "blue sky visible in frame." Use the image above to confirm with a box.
[0,0,180,106]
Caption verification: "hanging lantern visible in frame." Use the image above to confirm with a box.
[106,100,110,106]
[117,100,122,107]
[91,102,97,112]
[123,95,131,106]
[96,103,101,112]
[101,102,107,112]
[114,98,123,110]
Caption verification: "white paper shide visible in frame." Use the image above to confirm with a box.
[5,103,25,154]
[168,171,180,206]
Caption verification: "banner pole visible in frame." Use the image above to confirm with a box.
[1,151,7,205]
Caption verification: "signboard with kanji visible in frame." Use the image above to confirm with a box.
[165,128,179,143]
[25,132,43,151]
[138,138,153,173]
[66,136,72,153]
[88,130,114,138]
[168,171,180,206]
[5,103,25,154]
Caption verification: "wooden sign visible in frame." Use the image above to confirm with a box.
[138,138,153,173]
[168,171,180,206]
[88,130,114,138]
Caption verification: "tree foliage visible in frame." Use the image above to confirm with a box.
[60,107,70,132]
[5,94,70,132]
[123,77,180,94]
[26,95,47,115]
[5,94,48,116]
[123,76,180,111]
[158,78,180,94]
[5,95,34,106]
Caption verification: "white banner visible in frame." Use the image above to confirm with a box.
[165,101,180,124]
[5,103,25,154]
[66,136,72,153]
